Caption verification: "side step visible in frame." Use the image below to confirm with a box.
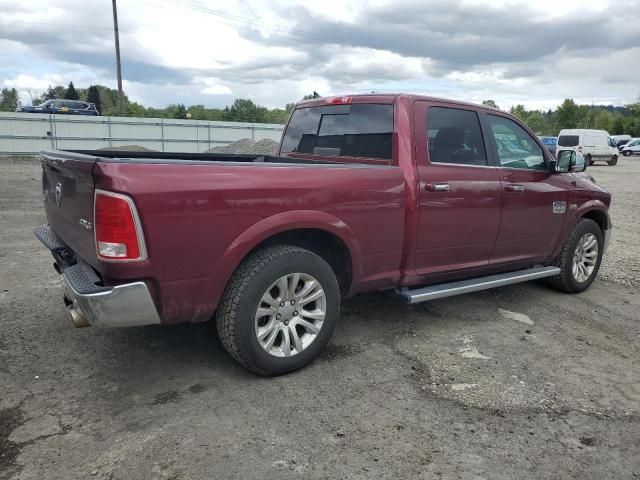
[396,266,561,304]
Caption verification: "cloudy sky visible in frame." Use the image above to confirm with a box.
[1,0,639,110]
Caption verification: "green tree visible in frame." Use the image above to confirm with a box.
[64,82,79,100]
[42,85,66,101]
[86,85,102,114]
[593,110,613,132]
[223,99,268,123]
[555,99,579,130]
[510,104,527,121]
[482,99,499,109]
[0,87,19,111]
[611,115,625,135]
[524,111,548,135]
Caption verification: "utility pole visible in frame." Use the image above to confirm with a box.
[112,0,124,115]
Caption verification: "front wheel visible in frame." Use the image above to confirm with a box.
[585,154,593,166]
[623,150,632,156]
[607,155,618,166]
[548,219,603,293]
[216,245,340,376]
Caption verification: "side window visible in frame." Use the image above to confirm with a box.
[427,107,487,166]
[487,115,546,170]
[51,100,63,108]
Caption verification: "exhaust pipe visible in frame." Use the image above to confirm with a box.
[69,306,90,328]
[64,296,89,328]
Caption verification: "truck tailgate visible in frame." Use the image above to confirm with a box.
[41,152,97,266]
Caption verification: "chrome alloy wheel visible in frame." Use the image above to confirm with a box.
[572,233,599,283]
[254,273,326,357]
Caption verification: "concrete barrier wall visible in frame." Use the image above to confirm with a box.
[0,112,285,154]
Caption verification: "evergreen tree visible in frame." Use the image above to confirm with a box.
[86,85,102,113]
[0,88,19,111]
[64,82,80,100]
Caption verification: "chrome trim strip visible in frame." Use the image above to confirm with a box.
[397,266,561,304]
[94,189,148,263]
[62,275,161,327]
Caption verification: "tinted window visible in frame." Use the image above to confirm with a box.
[542,137,557,145]
[558,135,579,147]
[427,107,487,166]
[281,104,393,160]
[487,115,546,170]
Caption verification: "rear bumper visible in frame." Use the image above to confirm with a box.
[34,224,161,328]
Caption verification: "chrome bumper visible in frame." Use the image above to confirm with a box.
[62,274,161,328]
[35,224,161,328]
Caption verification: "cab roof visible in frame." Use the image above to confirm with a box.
[296,93,501,112]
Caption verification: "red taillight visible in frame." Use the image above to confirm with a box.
[328,96,352,105]
[94,190,146,261]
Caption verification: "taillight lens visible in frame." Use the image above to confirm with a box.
[94,190,146,261]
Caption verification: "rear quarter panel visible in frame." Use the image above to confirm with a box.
[92,161,406,323]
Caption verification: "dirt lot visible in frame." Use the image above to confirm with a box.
[1,157,639,480]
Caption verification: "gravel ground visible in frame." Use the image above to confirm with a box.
[0,156,639,479]
[205,138,279,155]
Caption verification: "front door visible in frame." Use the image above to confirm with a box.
[483,114,571,264]
[413,102,502,276]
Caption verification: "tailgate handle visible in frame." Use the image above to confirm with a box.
[425,183,450,192]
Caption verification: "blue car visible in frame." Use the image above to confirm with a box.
[538,136,558,156]
[16,99,99,116]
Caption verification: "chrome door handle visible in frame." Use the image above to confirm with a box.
[426,183,450,192]
[505,184,525,192]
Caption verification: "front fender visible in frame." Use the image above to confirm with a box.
[551,200,610,261]
[201,210,362,313]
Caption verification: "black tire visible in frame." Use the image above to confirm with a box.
[548,219,603,293]
[216,245,340,376]
[585,154,593,166]
[623,150,632,157]
[607,155,618,166]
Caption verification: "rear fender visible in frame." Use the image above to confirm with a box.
[202,210,362,312]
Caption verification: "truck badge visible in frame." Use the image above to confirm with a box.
[552,201,567,214]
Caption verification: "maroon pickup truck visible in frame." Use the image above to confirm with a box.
[35,94,612,375]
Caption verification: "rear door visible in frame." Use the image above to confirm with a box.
[484,114,571,264]
[412,102,502,276]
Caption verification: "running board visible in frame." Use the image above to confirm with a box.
[396,266,561,304]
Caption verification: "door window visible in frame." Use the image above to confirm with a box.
[427,107,487,166]
[487,115,546,170]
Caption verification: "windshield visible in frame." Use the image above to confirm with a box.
[281,104,393,160]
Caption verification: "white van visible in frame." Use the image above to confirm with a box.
[557,129,619,166]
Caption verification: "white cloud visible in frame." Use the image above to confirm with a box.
[0,0,638,110]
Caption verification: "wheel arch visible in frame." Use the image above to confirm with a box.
[206,211,361,310]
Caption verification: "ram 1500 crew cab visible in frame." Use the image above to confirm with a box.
[35,94,612,375]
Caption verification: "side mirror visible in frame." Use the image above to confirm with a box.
[554,150,583,173]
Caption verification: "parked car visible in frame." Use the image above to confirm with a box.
[34,94,612,375]
[557,129,618,166]
[611,134,632,151]
[17,99,99,116]
[538,136,558,155]
[621,138,640,156]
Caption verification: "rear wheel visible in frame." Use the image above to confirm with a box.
[585,154,593,166]
[216,245,340,376]
[548,219,603,293]
[607,155,618,166]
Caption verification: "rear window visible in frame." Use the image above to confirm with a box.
[558,135,579,147]
[281,104,393,160]
[542,137,557,145]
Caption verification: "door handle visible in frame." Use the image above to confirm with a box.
[505,184,525,192]
[425,183,450,192]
